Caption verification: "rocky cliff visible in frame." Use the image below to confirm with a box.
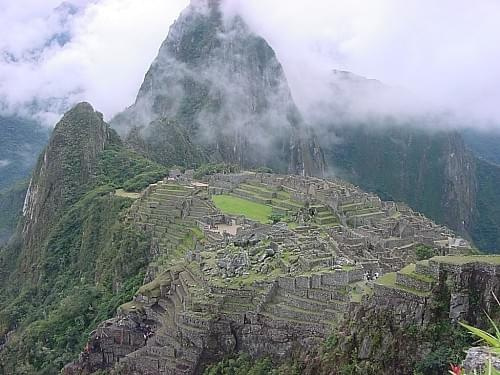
[112,0,324,176]
[301,257,500,375]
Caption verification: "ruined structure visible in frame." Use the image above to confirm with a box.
[64,172,490,375]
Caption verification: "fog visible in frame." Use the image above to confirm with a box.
[1,0,500,128]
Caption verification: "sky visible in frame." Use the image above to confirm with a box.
[1,0,500,127]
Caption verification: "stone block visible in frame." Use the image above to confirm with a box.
[295,275,311,289]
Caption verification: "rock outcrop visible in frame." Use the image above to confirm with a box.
[463,347,500,373]
[112,0,324,176]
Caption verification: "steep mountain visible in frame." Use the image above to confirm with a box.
[312,71,500,251]
[461,127,500,165]
[20,103,118,279]
[0,103,167,374]
[0,181,28,245]
[112,0,324,176]
[0,115,48,246]
[0,115,49,190]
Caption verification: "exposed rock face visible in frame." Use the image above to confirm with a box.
[463,347,500,373]
[66,255,500,375]
[20,102,116,279]
[442,132,477,236]
[313,259,500,374]
[113,0,324,176]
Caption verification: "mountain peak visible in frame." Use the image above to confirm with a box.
[20,103,116,278]
[112,0,324,176]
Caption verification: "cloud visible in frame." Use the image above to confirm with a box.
[224,0,500,126]
[0,0,189,124]
[1,0,500,127]
[0,159,11,168]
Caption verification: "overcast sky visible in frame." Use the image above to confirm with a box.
[1,0,500,127]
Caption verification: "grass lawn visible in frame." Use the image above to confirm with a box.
[399,264,435,282]
[212,195,272,224]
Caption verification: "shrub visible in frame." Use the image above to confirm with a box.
[416,244,438,260]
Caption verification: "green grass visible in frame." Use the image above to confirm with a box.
[432,255,500,266]
[376,272,430,297]
[399,263,435,282]
[212,195,272,224]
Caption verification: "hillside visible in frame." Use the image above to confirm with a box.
[0,102,495,374]
[0,103,167,374]
[0,181,28,245]
[0,115,49,245]
[462,128,500,165]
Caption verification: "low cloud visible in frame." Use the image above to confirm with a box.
[1,0,500,128]
[227,0,500,127]
[0,0,189,125]
[0,159,11,168]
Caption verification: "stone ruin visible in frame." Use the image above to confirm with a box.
[64,172,479,375]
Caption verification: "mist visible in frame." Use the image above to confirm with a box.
[1,0,500,128]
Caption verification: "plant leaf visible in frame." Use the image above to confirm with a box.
[459,322,500,348]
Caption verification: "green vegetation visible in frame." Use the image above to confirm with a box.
[399,264,435,283]
[457,292,500,374]
[212,195,272,224]
[203,353,301,375]
[269,212,285,224]
[416,244,439,260]
[0,131,156,373]
[327,123,500,253]
[0,115,49,190]
[97,146,167,192]
[115,189,141,199]
[0,187,149,373]
[473,159,500,251]
[142,118,207,168]
[376,272,430,297]
[0,180,27,244]
[326,124,449,225]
